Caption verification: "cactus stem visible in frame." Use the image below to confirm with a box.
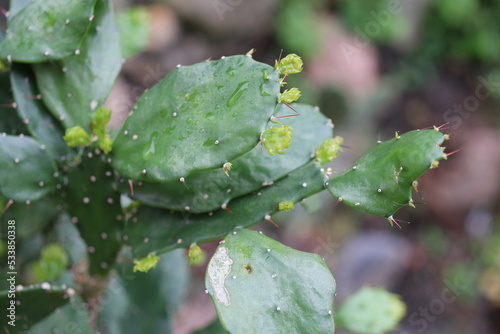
[128,179,135,195]
[1,199,13,214]
[264,215,280,229]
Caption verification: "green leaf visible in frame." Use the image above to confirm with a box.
[192,319,229,334]
[10,65,69,160]
[32,0,121,130]
[0,72,27,136]
[205,228,336,333]
[32,243,69,282]
[326,128,446,219]
[124,163,326,258]
[0,283,75,333]
[0,135,58,202]
[65,150,123,276]
[0,196,61,239]
[98,250,189,334]
[26,294,93,334]
[120,104,332,213]
[112,55,280,182]
[0,0,97,62]
[115,7,150,59]
[336,287,406,334]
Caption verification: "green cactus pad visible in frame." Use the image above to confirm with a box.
[32,243,69,283]
[192,319,228,334]
[121,104,332,213]
[98,250,188,334]
[0,195,61,240]
[65,150,123,276]
[0,283,75,333]
[124,163,326,258]
[327,128,446,218]
[27,294,93,334]
[0,135,58,201]
[10,65,69,160]
[115,7,150,59]
[336,287,406,334]
[0,73,28,136]
[0,0,97,62]
[205,228,335,333]
[32,0,121,130]
[112,55,280,182]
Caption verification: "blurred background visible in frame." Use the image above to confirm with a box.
[102,0,500,333]
[3,0,500,333]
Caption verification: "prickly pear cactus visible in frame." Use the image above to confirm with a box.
[64,150,123,276]
[124,163,327,258]
[205,228,336,333]
[112,55,280,182]
[119,103,333,213]
[0,135,58,202]
[327,128,447,223]
[32,0,121,130]
[0,0,97,62]
[336,287,406,334]
[0,1,452,330]
[0,283,76,332]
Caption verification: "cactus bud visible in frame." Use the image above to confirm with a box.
[315,136,344,165]
[188,244,206,267]
[278,201,295,211]
[133,253,160,273]
[261,125,293,156]
[275,54,303,75]
[64,126,92,147]
[278,88,301,103]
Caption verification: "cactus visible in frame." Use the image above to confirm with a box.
[119,103,333,213]
[32,243,69,283]
[123,163,326,258]
[27,294,93,334]
[115,7,150,59]
[112,55,280,182]
[0,135,58,202]
[336,287,406,334]
[0,0,97,62]
[31,0,121,130]
[326,128,447,224]
[0,2,453,330]
[205,228,336,333]
[97,250,188,334]
[10,65,69,160]
[0,283,76,332]
[64,150,123,276]
[0,72,28,135]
